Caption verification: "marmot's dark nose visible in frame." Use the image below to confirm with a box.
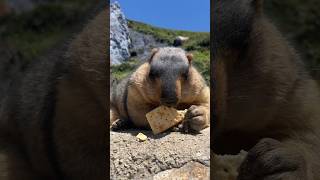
[160,97,178,107]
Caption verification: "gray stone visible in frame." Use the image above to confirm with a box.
[110,127,248,180]
[110,2,131,65]
[110,128,210,179]
[129,29,167,61]
[154,161,209,180]
[212,151,247,180]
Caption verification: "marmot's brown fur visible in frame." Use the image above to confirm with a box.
[0,8,107,180]
[111,47,210,132]
[213,0,320,179]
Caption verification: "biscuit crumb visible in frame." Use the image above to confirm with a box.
[136,133,148,142]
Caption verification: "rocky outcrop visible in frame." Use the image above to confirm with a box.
[109,2,169,64]
[110,127,247,179]
[110,128,210,179]
[110,2,131,65]
[129,29,167,61]
[153,161,209,180]
[213,151,247,180]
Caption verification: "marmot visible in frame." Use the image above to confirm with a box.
[213,0,320,179]
[110,47,210,132]
[0,7,107,180]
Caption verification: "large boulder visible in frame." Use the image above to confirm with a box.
[110,128,210,179]
[110,2,131,65]
[110,127,247,180]
[129,29,167,61]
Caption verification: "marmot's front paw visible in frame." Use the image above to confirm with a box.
[183,105,209,133]
[110,118,131,131]
[238,138,307,180]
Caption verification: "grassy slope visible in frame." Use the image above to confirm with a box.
[0,0,99,62]
[111,20,210,84]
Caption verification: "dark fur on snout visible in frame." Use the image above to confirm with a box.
[149,48,190,106]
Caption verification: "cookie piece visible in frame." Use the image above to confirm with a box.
[146,106,187,134]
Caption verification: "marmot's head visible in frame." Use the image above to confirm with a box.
[147,47,193,107]
[213,0,263,53]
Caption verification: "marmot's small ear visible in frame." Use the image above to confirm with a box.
[186,53,193,64]
[251,0,263,13]
[148,48,159,63]
[151,48,159,54]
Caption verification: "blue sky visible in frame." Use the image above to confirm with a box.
[110,0,210,32]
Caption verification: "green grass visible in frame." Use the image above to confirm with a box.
[192,50,210,83]
[1,3,210,84]
[112,20,210,84]
[111,59,140,80]
[0,1,97,61]
[128,20,210,52]
[111,50,210,84]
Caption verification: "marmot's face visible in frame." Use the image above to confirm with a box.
[148,52,190,107]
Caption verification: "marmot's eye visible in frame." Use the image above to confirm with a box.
[182,71,189,80]
[149,71,156,79]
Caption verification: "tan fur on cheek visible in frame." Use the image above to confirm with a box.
[175,79,182,102]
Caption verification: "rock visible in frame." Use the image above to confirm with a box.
[110,2,131,65]
[110,128,210,179]
[110,127,248,180]
[129,29,166,61]
[212,151,247,180]
[173,36,190,47]
[109,2,169,63]
[154,161,209,180]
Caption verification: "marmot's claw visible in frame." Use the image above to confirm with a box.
[183,105,209,132]
[172,123,184,132]
[110,119,127,131]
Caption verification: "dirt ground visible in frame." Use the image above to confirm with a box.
[110,127,248,180]
[110,128,210,179]
[0,128,245,179]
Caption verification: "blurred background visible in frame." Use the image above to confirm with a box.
[0,0,319,81]
[0,1,104,178]
[265,0,320,81]
[0,0,103,65]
